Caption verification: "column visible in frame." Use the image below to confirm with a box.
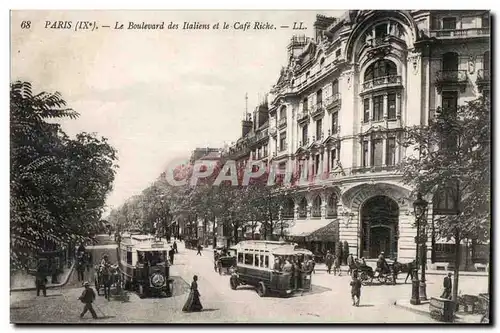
[326,149,331,173]
[383,94,388,119]
[382,137,387,166]
[367,137,372,167]
[320,152,325,179]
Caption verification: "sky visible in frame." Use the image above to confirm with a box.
[11,10,344,214]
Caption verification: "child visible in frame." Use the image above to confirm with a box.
[350,271,362,306]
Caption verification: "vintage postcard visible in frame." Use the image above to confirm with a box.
[10,9,491,324]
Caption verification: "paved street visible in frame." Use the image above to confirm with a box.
[11,240,487,323]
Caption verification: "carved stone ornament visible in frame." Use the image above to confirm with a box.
[408,53,420,75]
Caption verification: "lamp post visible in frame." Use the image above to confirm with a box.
[410,192,428,305]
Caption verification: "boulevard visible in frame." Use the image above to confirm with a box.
[11,238,487,324]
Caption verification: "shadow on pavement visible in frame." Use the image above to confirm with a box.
[357,304,374,307]
[288,285,331,297]
[95,316,116,320]
[202,308,219,312]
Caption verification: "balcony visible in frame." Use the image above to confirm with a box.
[254,128,269,145]
[297,111,309,124]
[269,126,277,136]
[361,75,402,94]
[325,93,341,110]
[429,28,489,39]
[435,70,468,93]
[350,165,398,175]
[310,103,325,119]
[476,69,490,93]
[278,117,287,129]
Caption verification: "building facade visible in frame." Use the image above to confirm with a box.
[223,10,490,265]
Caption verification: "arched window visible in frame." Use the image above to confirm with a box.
[279,106,287,119]
[433,186,459,215]
[283,198,295,219]
[483,51,490,71]
[442,52,459,71]
[327,193,338,217]
[298,197,308,218]
[364,59,397,82]
[312,195,322,217]
[316,89,323,106]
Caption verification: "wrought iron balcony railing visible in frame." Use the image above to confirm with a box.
[362,75,402,92]
[325,93,341,109]
[297,112,309,122]
[310,103,325,118]
[435,70,467,83]
[429,28,489,38]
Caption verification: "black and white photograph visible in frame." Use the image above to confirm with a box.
[9,8,491,324]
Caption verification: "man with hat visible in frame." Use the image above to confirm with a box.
[78,282,97,319]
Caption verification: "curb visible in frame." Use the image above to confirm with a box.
[394,300,431,317]
[10,263,75,292]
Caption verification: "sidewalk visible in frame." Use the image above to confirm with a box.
[10,263,75,292]
[394,299,484,323]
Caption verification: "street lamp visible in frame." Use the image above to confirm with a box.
[410,192,429,305]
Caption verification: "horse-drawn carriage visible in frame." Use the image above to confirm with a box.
[356,260,400,285]
[214,247,236,275]
[94,263,123,300]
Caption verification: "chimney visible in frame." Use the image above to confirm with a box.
[314,15,337,41]
[287,35,310,58]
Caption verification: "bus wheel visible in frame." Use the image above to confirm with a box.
[230,276,238,290]
[256,282,267,297]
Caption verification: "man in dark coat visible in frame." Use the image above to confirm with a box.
[441,272,452,299]
[173,241,178,254]
[169,246,175,265]
[350,271,362,306]
[196,244,202,256]
[325,251,334,274]
[35,261,47,297]
[79,281,98,319]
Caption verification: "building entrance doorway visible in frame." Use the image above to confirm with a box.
[360,195,399,259]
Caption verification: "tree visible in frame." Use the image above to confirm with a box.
[399,95,490,304]
[10,81,118,268]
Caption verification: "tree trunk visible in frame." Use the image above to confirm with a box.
[212,217,217,249]
[203,215,208,247]
[452,229,461,305]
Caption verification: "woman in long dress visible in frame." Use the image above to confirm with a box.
[182,275,203,312]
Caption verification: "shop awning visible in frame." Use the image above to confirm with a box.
[286,219,337,240]
[306,220,339,242]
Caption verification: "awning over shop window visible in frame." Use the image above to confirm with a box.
[286,219,338,241]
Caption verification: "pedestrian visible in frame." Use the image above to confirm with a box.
[173,241,178,254]
[78,281,98,319]
[441,272,452,300]
[333,255,341,276]
[347,253,355,276]
[350,271,362,306]
[196,244,202,256]
[405,260,415,283]
[182,275,203,312]
[169,246,175,265]
[35,274,47,297]
[76,255,86,282]
[325,251,334,274]
[213,250,220,271]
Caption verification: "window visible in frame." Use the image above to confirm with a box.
[306,71,310,80]
[335,49,341,58]
[442,17,457,30]
[316,89,323,106]
[316,119,322,140]
[386,137,396,166]
[315,154,320,175]
[442,52,459,71]
[312,196,322,217]
[371,139,383,166]
[482,13,490,28]
[279,106,286,119]
[303,97,308,112]
[332,80,339,95]
[332,112,339,133]
[364,59,397,81]
[264,255,269,268]
[330,148,337,169]
[362,141,369,167]
[320,58,325,68]
[302,125,308,145]
[244,253,253,265]
[126,251,133,265]
[298,161,303,179]
[327,193,338,217]
[263,145,268,157]
[298,198,307,218]
[442,91,458,115]
[387,93,397,119]
[254,254,260,267]
[363,99,370,123]
[375,23,388,38]
[373,96,384,121]
[283,198,294,218]
[279,132,287,151]
[433,185,459,215]
[238,253,244,263]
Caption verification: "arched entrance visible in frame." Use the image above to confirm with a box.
[360,195,399,259]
